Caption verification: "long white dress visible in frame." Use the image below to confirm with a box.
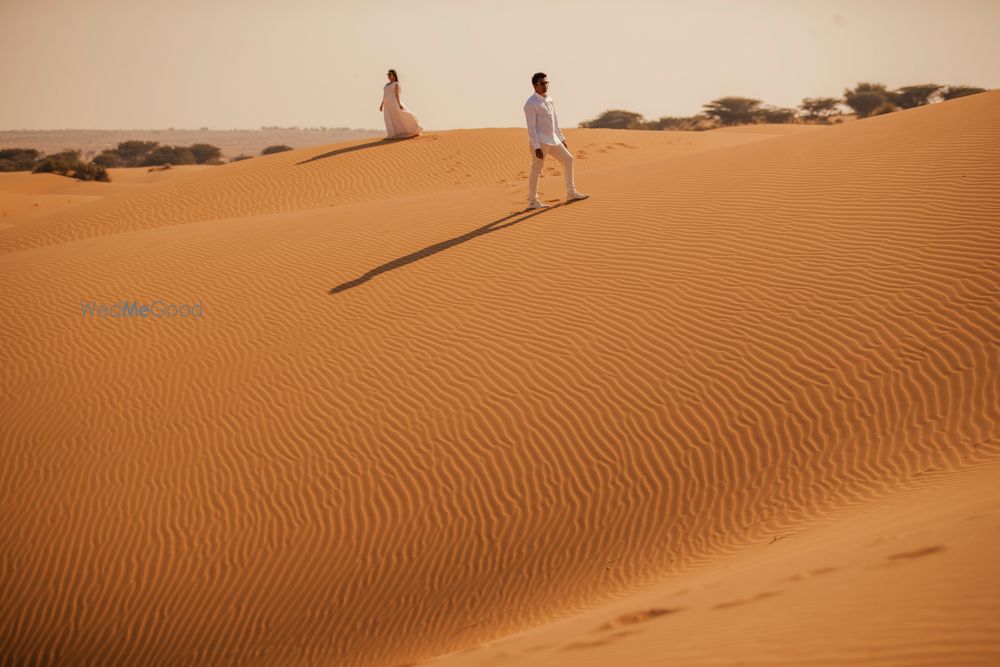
[382,81,422,139]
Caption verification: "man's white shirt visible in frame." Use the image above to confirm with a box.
[524,92,566,150]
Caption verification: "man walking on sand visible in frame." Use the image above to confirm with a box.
[524,72,589,209]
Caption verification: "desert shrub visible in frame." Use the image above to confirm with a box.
[843,83,890,118]
[32,150,83,175]
[31,150,110,181]
[940,85,987,100]
[92,150,125,168]
[229,154,253,162]
[799,97,841,122]
[142,145,195,166]
[888,84,943,109]
[578,110,646,129]
[189,143,222,164]
[32,159,59,174]
[0,148,40,171]
[74,164,110,182]
[871,102,897,116]
[261,144,293,155]
[701,97,762,125]
[754,106,798,123]
[115,140,159,167]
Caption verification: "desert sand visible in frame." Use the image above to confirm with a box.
[0,166,212,231]
[0,91,998,666]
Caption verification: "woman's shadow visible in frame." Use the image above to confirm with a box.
[296,137,410,166]
[329,202,574,295]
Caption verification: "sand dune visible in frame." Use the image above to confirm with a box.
[0,127,810,254]
[1,91,998,666]
[427,458,1000,666]
[0,165,212,230]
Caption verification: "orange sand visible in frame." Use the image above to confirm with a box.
[0,91,998,666]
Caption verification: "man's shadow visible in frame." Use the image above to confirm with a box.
[329,202,576,295]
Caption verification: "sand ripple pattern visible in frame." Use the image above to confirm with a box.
[1,92,998,666]
[0,128,759,255]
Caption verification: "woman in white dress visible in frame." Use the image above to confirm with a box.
[380,69,422,139]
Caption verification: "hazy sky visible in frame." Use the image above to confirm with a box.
[1,0,997,131]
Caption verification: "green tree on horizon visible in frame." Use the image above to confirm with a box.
[702,97,763,125]
[889,83,944,109]
[754,105,798,124]
[843,82,890,118]
[0,148,40,171]
[578,110,646,130]
[31,149,109,181]
[115,140,159,167]
[940,85,987,100]
[189,143,223,164]
[91,150,125,168]
[799,97,842,121]
[142,145,195,166]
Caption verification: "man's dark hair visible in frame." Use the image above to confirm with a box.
[531,72,547,86]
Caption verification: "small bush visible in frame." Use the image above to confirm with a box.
[754,106,798,124]
[579,110,646,129]
[116,140,159,167]
[0,148,40,171]
[702,97,764,126]
[889,84,943,109]
[871,102,897,116]
[142,145,195,166]
[92,150,125,168]
[189,143,222,164]
[843,83,890,118]
[31,152,110,182]
[799,97,841,122]
[261,145,293,155]
[33,150,82,175]
[74,164,109,182]
[230,154,253,162]
[940,85,987,100]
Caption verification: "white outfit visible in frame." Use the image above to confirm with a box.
[524,92,577,202]
[524,91,566,149]
[383,81,422,139]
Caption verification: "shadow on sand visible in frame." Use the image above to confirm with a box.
[295,137,411,166]
[329,202,577,295]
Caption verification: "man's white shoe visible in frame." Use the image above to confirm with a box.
[527,200,550,209]
[567,192,590,201]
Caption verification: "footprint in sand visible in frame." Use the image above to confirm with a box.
[713,591,782,610]
[887,545,946,561]
[780,566,840,583]
[562,630,639,651]
[593,607,684,633]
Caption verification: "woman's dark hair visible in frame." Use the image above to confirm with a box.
[387,69,398,82]
[531,72,547,86]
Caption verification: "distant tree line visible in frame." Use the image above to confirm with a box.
[0,141,297,180]
[90,141,224,168]
[580,82,988,130]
